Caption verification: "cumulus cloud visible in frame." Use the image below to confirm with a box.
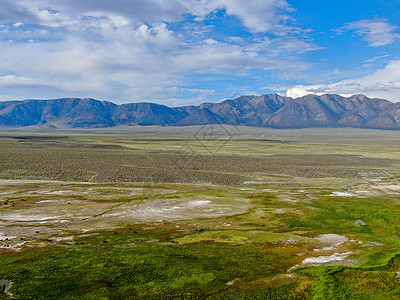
[342,19,400,47]
[61,0,294,33]
[286,60,400,102]
[0,74,33,87]
[0,27,308,97]
[0,1,34,23]
[0,0,318,103]
[0,0,294,33]
[185,0,293,33]
[0,0,182,26]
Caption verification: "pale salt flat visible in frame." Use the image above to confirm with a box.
[314,234,348,251]
[45,190,74,195]
[331,192,356,197]
[354,219,366,226]
[302,252,353,265]
[100,196,250,222]
[373,185,400,192]
[187,200,212,206]
[355,190,375,196]
[0,181,252,247]
[0,214,61,221]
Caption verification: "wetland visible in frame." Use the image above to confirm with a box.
[0,126,399,299]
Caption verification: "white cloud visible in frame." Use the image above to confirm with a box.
[167,87,215,94]
[0,0,295,33]
[0,1,33,23]
[185,0,293,33]
[0,74,33,86]
[286,86,313,98]
[342,19,400,47]
[0,24,310,102]
[286,60,400,102]
[366,54,389,62]
[0,94,15,101]
[0,0,319,104]
[0,0,184,27]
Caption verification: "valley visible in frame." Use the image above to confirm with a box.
[0,127,399,299]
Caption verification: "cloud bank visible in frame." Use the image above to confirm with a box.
[0,1,399,103]
[286,60,400,102]
[0,0,320,103]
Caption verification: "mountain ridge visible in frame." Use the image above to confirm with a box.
[1,94,400,129]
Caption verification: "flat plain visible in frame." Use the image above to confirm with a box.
[0,126,399,299]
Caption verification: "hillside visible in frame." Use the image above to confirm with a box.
[1,94,399,129]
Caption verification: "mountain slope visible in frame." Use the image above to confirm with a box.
[0,94,399,129]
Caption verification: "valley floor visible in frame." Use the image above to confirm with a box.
[0,127,399,299]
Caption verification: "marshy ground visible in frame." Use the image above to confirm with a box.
[0,126,399,299]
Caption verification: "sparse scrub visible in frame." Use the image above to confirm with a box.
[0,137,395,186]
[0,133,399,299]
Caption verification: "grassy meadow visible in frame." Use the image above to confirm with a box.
[0,126,399,299]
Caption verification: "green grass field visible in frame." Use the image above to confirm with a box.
[0,127,399,299]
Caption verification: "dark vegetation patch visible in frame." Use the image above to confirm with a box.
[236,138,290,143]
[288,196,400,265]
[0,135,70,141]
[0,135,127,149]
[297,254,400,300]
[0,242,307,299]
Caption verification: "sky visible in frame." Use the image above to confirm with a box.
[0,0,399,105]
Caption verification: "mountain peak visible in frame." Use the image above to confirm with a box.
[0,94,398,129]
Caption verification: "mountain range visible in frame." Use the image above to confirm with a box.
[1,94,400,129]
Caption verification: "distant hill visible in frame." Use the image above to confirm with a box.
[1,94,400,129]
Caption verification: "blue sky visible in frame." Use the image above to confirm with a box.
[0,0,399,104]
